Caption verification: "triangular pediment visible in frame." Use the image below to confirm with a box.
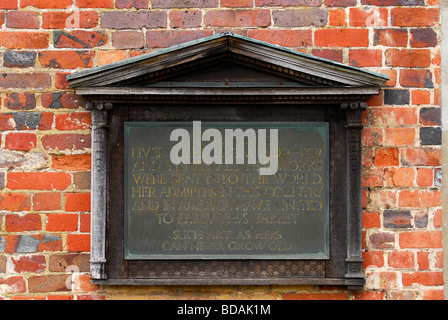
[68,32,387,101]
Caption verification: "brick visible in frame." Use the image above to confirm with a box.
[350,49,382,67]
[384,128,415,146]
[101,11,167,29]
[5,132,37,151]
[314,29,369,47]
[420,127,441,145]
[366,271,398,290]
[401,148,441,166]
[39,50,94,69]
[116,0,149,8]
[11,255,46,273]
[383,210,412,228]
[389,252,414,268]
[362,211,381,228]
[204,10,271,27]
[54,30,107,48]
[7,172,72,190]
[21,0,71,8]
[384,167,414,187]
[362,251,384,268]
[46,214,78,232]
[66,234,90,252]
[65,193,91,212]
[42,134,91,151]
[410,29,437,48]
[0,193,31,211]
[367,190,397,210]
[49,253,90,272]
[248,30,312,47]
[55,112,91,130]
[324,0,356,6]
[42,93,86,110]
[55,72,70,89]
[42,11,99,29]
[416,168,433,187]
[146,30,213,48]
[353,292,385,300]
[97,50,127,66]
[385,49,431,68]
[391,8,440,27]
[417,251,429,270]
[0,276,26,294]
[399,69,433,88]
[169,10,202,28]
[384,89,410,105]
[374,148,399,167]
[349,8,387,27]
[283,293,348,300]
[0,113,16,130]
[222,0,253,6]
[6,11,39,29]
[369,232,395,249]
[272,9,327,27]
[311,49,343,63]
[112,31,145,49]
[423,290,444,300]
[402,272,444,286]
[80,214,90,232]
[398,190,441,208]
[33,193,61,211]
[328,9,346,27]
[0,255,6,273]
[5,214,41,232]
[414,210,428,227]
[362,0,423,4]
[152,0,219,8]
[5,93,36,110]
[362,167,383,187]
[3,51,36,68]
[73,172,91,190]
[77,0,113,7]
[12,112,41,130]
[255,0,321,4]
[0,0,17,9]
[420,108,441,126]
[412,90,431,105]
[0,31,49,49]
[52,154,91,171]
[28,274,71,293]
[373,29,407,47]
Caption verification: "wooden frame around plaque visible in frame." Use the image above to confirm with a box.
[68,33,387,289]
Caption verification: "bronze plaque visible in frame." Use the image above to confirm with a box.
[124,122,329,260]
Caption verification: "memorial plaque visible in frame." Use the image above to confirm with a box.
[124,122,329,260]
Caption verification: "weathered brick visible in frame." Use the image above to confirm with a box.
[42,134,91,151]
[0,276,26,294]
[116,0,149,8]
[388,251,414,268]
[52,154,91,171]
[349,49,382,67]
[369,232,395,249]
[33,193,61,211]
[21,0,72,8]
[410,29,438,48]
[362,0,423,5]
[248,29,312,47]
[374,148,399,167]
[314,29,369,47]
[55,112,91,130]
[77,0,113,7]
[46,214,78,232]
[412,90,431,105]
[0,31,49,49]
[349,8,387,27]
[402,272,444,286]
[420,127,441,146]
[11,255,46,273]
[152,0,219,8]
[28,274,71,293]
[73,172,91,190]
[41,93,86,110]
[204,10,271,27]
[66,234,90,252]
[49,253,90,272]
[256,0,322,5]
[5,214,41,232]
[3,51,36,68]
[324,0,356,6]
[399,69,433,88]
[39,50,95,69]
[0,0,17,9]
[0,73,51,89]
[65,193,91,212]
[398,190,441,208]
[420,108,441,126]
[101,11,167,29]
[6,10,39,29]
[384,89,410,105]
[283,293,348,300]
[5,93,36,110]
[5,132,37,151]
[385,49,431,68]
[401,148,441,166]
[384,167,414,187]
[7,172,72,190]
[112,31,145,49]
[272,9,327,27]
[391,8,440,27]
[383,210,412,228]
[384,127,415,146]
[311,49,343,63]
[54,30,107,48]
[0,193,31,211]
[42,11,99,29]
[373,29,408,47]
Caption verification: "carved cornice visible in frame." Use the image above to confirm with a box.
[86,102,113,111]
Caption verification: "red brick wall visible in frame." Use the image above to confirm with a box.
[0,0,443,300]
